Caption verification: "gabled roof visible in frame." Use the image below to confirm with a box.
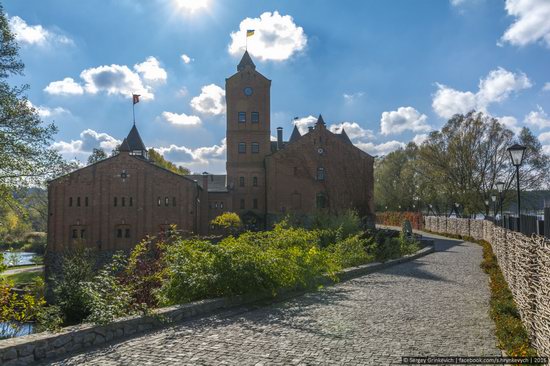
[126,125,147,151]
[119,138,130,152]
[315,114,326,127]
[338,128,352,145]
[289,125,302,143]
[237,51,256,72]
[186,174,228,192]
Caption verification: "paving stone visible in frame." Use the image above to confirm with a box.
[47,233,499,365]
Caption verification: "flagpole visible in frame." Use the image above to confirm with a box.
[132,99,135,126]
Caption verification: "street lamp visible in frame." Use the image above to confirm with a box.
[484,199,489,217]
[454,202,460,218]
[496,181,506,227]
[507,144,527,231]
[491,194,497,218]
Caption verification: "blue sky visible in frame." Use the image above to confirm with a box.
[5,0,550,173]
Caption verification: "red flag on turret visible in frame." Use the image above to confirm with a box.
[133,94,140,105]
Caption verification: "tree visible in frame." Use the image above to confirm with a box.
[0,6,62,206]
[210,212,242,235]
[87,148,107,165]
[147,148,190,175]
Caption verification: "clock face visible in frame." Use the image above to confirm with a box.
[244,87,253,96]
[317,147,324,155]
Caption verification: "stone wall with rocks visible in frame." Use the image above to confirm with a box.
[424,216,550,356]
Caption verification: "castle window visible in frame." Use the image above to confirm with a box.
[238,142,246,153]
[239,176,245,187]
[215,202,218,209]
[253,198,258,209]
[165,197,169,206]
[220,202,224,209]
[69,197,73,207]
[129,197,133,207]
[251,112,259,123]
[77,197,81,207]
[253,177,258,187]
[80,229,86,239]
[72,229,77,239]
[122,197,126,207]
[251,142,259,154]
[317,167,325,181]
[117,228,123,238]
[85,197,89,207]
[240,199,245,209]
[316,193,327,209]
[173,197,176,207]
[238,112,246,123]
[157,197,161,206]
[125,228,130,238]
[114,197,118,207]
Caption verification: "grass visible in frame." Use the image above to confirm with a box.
[1,268,44,285]
[424,229,537,358]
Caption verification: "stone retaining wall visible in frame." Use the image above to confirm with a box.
[0,244,434,365]
[424,216,550,356]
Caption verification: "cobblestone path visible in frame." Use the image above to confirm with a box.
[50,233,499,365]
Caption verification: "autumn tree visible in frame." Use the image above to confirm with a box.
[148,148,190,175]
[0,5,62,206]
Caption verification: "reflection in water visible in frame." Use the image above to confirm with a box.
[0,322,34,339]
[1,251,37,266]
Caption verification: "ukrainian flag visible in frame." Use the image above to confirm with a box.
[246,29,255,37]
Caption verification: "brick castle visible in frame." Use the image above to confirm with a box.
[47,51,375,256]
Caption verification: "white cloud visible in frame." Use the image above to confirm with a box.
[500,0,550,48]
[181,54,192,64]
[355,140,405,156]
[343,92,364,103]
[524,106,550,129]
[155,138,226,166]
[432,68,532,119]
[228,11,307,61]
[413,134,429,145]
[161,111,201,127]
[293,115,317,134]
[52,129,121,158]
[27,100,70,118]
[172,0,209,13]
[539,131,550,154]
[80,63,154,100]
[499,115,522,134]
[329,122,374,140]
[380,106,430,135]
[44,77,84,95]
[8,15,73,46]
[190,84,225,115]
[543,82,550,91]
[134,56,167,83]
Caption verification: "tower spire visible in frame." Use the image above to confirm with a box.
[237,50,256,72]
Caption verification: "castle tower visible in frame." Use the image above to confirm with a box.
[225,51,271,228]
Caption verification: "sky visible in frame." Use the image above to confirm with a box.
[4,0,550,173]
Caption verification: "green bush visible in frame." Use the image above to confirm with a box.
[312,209,362,239]
[158,225,338,305]
[398,232,420,256]
[52,249,95,324]
[328,235,373,268]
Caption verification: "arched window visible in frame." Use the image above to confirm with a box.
[316,193,327,209]
[317,167,325,181]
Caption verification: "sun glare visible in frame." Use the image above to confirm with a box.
[172,0,209,13]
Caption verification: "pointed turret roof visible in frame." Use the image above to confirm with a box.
[237,51,256,72]
[289,125,302,142]
[315,114,326,127]
[338,128,353,144]
[119,138,130,152]
[126,125,146,151]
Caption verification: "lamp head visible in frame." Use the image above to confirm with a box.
[491,194,497,202]
[485,199,489,206]
[496,181,505,193]
[507,144,527,167]
[455,202,459,208]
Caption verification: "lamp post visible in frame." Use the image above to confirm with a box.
[507,144,527,232]
[491,194,497,218]
[428,203,434,216]
[496,181,506,228]
[484,199,489,217]
[455,202,460,218]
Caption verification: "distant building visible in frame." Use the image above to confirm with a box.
[46,51,374,270]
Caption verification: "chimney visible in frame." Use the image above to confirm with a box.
[277,127,283,150]
[202,171,209,192]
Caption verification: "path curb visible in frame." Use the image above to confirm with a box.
[0,242,435,365]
